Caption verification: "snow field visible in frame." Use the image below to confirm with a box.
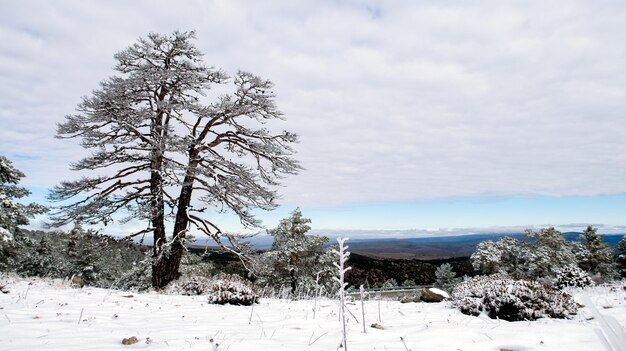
[0,276,625,350]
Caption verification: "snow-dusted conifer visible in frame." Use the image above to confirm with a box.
[472,229,577,279]
[471,236,526,277]
[525,228,577,278]
[470,240,502,274]
[48,31,301,288]
[617,236,626,278]
[0,155,47,245]
[257,208,333,296]
[434,263,457,291]
[573,226,616,278]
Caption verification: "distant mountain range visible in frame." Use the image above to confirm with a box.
[342,232,624,260]
[188,232,625,260]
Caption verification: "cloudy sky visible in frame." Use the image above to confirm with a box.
[1,0,625,236]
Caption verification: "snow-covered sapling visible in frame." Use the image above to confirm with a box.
[360,285,366,333]
[313,270,323,319]
[333,238,351,351]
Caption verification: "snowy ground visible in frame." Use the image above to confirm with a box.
[1,276,625,350]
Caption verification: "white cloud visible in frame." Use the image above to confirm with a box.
[1,0,625,212]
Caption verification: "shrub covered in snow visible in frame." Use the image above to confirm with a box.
[555,264,594,289]
[166,276,212,296]
[451,274,578,321]
[167,273,258,305]
[207,273,259,306]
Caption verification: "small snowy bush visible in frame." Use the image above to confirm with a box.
[167,274,258,305]
[207,274,259,306]
[555,264,594,289]
[166,276,212,296]
[451,274,577,321]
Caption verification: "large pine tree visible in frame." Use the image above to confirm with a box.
[48,31,300,288]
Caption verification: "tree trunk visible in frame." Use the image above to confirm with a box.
[152,150,199,289]
[150,160,169,288]
[149,104,169,288]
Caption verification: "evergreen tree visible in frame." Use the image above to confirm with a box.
[257,208,333,295]
[435,263,457,290]
[616,236,626,278]
[471,237,527,276]
[472,228,577,279]
[0,155,47,244]
[524,228,576,278]
[573,226,616,278]
[470,240,502,274]
[0,155,47,270]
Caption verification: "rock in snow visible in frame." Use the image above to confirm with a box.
[420,287,449,302]
[122,336,139,345]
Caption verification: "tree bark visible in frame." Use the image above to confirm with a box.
[150,157,169,288]
[153,149,200,288]
[150,101,170,288]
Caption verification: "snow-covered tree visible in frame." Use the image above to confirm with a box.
[572,226,616,278]
[524,228,577,278]
[256,208,334,295]
[616,236,626,278]
[48,31,300,288]
[0,155,47,246]
[471,237,525,276]
[470,240,502,274]
[435,263,457,291]
[472,229,578,279]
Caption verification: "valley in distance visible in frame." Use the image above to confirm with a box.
[189,231,626,260]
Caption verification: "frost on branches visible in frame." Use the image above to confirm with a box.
[333,238,351,351]
[451,274,578,321]
[47,31,301,288]
[0,155,47,245]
